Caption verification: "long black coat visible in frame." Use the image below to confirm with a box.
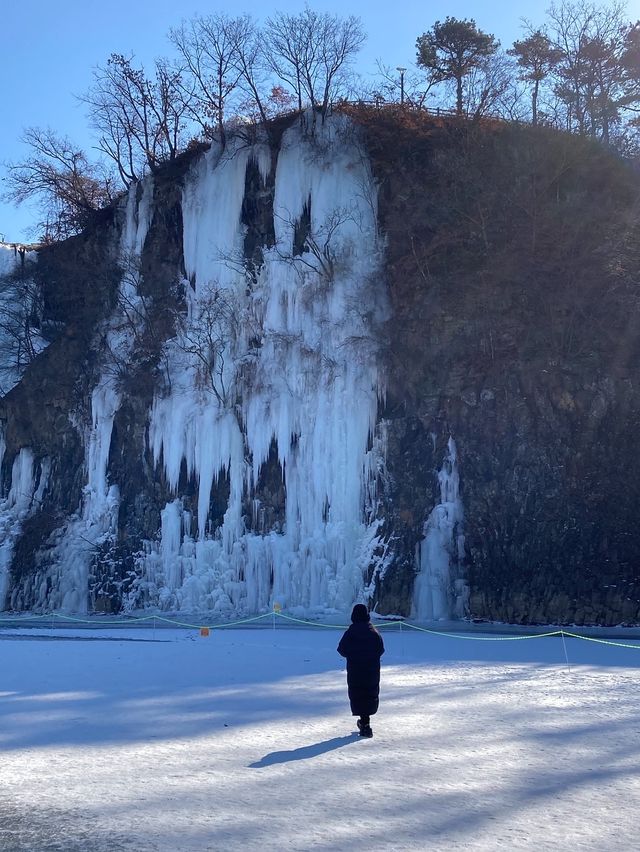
[337,622,385,717]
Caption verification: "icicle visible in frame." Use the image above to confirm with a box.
[84,383,120,521]
[7,448,35,512]
[252,144,272,186]
[0,447,38,607]
[181,139,252,295]
[161,500,183,591]
[24,178,156,614]
[0,425,6,495]
[144,115,388,616]
[412,437,467,622]
[0,245,45,397]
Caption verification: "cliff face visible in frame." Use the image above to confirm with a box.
[1,110,639,625]
[354,109,640,625]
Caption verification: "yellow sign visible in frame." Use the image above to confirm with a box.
[273,602,282,613]
[200,627,210,637]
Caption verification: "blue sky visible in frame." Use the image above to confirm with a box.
[2,0,640,242]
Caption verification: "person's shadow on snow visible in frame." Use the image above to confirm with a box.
[249,734,360,768]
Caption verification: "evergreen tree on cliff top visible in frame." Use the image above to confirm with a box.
[508,31,562,125]
[416,17,498,115]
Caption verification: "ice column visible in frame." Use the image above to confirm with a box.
[412,437,466,621]
[0,445,41,607]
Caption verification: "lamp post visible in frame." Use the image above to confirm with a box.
[396,67,407,106]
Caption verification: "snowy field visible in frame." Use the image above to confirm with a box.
[2,623,640,852]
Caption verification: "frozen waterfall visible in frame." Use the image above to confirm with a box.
[0,435,50,609]
[144,116,387,615]
[0,243,45,397]
[21,179,155,613]
[412,437,467,621]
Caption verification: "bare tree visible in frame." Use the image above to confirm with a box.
[231,19,272,130]
[102,252,174,391]
[176,289,239,405]
[265,10,366,117]
[547,0,632,141]
[374,61,437,108]
[155,57,191,160]
[465,51,515,119]
[169,13,295,141]
[169,14,250,143]
[235,85,297,127]
[4,128,115,242]
[82,53,192,185]
[271,202,365,291]
[0,255,45,394]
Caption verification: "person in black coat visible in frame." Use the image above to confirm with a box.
[337,604,385,737]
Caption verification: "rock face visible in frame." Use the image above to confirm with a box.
[352,108,640,626]
[1,109,640,625]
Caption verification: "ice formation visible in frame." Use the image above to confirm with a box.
[0,117,389,616]
[0,243,51,606]
[0,243,44,397]
[144,116,386,615]
[412,437,467,621]
[0,430,50,608]
[14,181,155,612]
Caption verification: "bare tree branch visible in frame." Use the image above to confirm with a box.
[3,127,115,242]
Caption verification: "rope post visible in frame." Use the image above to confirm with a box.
[400,619,405,658]
[272,601,281,632]
[153,615,156,642]
[560,629,571,674]
[50,612,54,633]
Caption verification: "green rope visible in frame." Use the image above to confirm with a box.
[0,611,275,630]
[2,609,640,649]
[152,612,274,630]
[402,622,563,641]
[273,612,349,629]
[0,613,51,623]
[51,613,157,626]
[275,612,561,640]
[274,614,640,649]
[561,630,640,650]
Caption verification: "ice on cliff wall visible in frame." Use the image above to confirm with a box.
[0,243,45,397]
[0,117,465,619]
[145,116,387,615]
[0,435,50,608]
[2,182,156,612]
[412,437,467,621]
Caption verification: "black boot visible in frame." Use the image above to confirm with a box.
[357,718,373,738]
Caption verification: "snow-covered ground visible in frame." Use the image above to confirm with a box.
[2,623,640,851]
